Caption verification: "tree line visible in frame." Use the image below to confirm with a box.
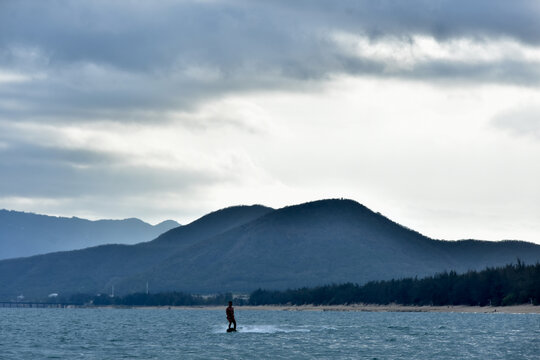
[55,261,539,307]
[60,291,243,306]
[249,261,540,306]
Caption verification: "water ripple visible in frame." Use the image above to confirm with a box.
[0,308,538,359]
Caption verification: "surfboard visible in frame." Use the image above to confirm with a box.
[226,328,237,332]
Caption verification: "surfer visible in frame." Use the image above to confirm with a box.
[226,301,236,331]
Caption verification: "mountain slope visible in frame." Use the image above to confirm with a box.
[0,210,180,260]
[0,205,273,299]
[0,199,539,300]
[118,199,540,293]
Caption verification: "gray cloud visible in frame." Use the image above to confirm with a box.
[1,1,538,239]
[0,128,226,221]
[268,0,540,45]
[397,60,540,86]
[3,1,538,69]
[1,0,539,125]
[0,146,220,198]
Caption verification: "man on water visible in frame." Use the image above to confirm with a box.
[226,301,236,331]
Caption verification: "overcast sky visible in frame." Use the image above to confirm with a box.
[1,0,539,243]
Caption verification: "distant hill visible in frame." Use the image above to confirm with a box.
[0,199,539,301]
[0,210,180,260]
[0,205,273,299]
[118,199,540,293]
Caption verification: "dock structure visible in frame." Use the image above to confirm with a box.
[0,301,77,308]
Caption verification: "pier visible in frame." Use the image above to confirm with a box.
[0,301,77,308]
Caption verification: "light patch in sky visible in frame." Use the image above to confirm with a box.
[332,33,540,73]
[4,75,538,243]
[183,76,540,243]
[0,70,31,84]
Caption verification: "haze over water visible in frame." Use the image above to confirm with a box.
[1,308,538,359]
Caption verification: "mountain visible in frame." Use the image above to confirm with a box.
[0,205,273,299]
[116,199,540,293]
[0,199,539,300]
[0,210,180,260]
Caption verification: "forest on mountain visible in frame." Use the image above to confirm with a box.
[249,261,540,306]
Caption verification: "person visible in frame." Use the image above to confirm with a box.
[226,301,236,331]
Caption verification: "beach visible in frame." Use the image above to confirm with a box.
[124,304,540,314]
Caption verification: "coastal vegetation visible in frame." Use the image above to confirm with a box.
[55,261,539,307]
[61,291,238,307]
[249,261,540,307]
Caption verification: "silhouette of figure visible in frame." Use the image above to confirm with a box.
[226,301,236,331]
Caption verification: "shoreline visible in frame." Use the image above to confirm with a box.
[104,304,540,314]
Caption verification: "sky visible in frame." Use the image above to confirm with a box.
[0,0,539,243]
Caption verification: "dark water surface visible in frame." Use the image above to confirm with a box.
[0,308,538,359]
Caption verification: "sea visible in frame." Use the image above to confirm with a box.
[0,308,538,359]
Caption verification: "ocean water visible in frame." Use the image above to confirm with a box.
[0,308,538,359]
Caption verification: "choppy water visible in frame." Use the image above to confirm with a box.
[0,308,538,359]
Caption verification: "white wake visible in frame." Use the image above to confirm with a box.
[214,324,311,334]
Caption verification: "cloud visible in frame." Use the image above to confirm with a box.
[0,142,221,198]
[0,119,232,200]
[271,0,540,44]
[491,106,540,140]
[0,113,275,222]
[1,0,540,241]
[1,0,539,125]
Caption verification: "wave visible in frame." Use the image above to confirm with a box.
[213,324,311,334]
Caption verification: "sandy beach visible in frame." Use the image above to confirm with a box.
[240,304,540,314]
[124,304,539,314]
